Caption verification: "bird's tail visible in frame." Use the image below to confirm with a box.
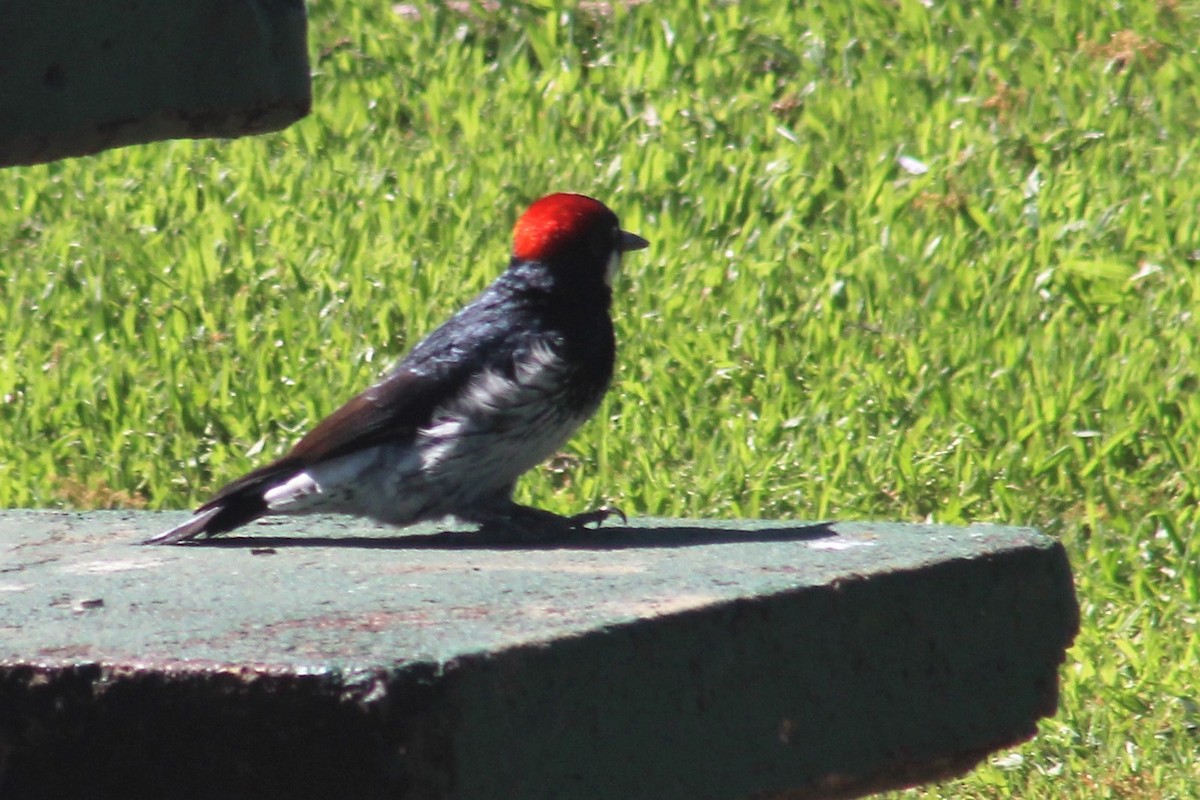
[142,506,224,545]
[142,490,268,545]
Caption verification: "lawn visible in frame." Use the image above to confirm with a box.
[2,0,1199,795]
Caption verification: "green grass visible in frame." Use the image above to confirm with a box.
[3,0,1200,794]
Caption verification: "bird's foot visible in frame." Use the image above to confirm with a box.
[467,503,627,543]
[566,505,627,529]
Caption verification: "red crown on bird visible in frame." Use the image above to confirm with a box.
[512,193,617,262]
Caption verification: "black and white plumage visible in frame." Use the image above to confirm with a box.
[145,193,648,545]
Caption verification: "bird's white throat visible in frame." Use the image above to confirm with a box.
[604,251,621,287]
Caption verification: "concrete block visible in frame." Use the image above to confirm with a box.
[0,511,1078,799]
[0,0,310,167]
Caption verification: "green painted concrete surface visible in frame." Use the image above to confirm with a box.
[0,512,1078,799]
[0,0,310,167]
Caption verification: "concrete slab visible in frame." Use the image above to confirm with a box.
[0,0,310,167]
[0,511,1078,799]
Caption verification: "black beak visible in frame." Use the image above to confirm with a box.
[620,230,650,252]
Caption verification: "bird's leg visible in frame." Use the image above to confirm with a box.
[566,505,627,528]
[466,504,572,542]
[462,488,626,542]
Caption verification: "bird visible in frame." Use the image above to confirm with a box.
[144,192,648,545]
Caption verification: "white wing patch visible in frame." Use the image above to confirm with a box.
[263,450,382,513]
[263,471,325,512]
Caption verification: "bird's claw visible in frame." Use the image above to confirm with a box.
[468,504,627,543]
[568,506,627,529]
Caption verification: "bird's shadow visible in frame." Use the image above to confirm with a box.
[180,521,837,551]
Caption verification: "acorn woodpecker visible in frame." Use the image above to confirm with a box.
[145,193,648,544]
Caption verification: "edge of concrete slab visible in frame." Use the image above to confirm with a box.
[0,514,1079,800]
